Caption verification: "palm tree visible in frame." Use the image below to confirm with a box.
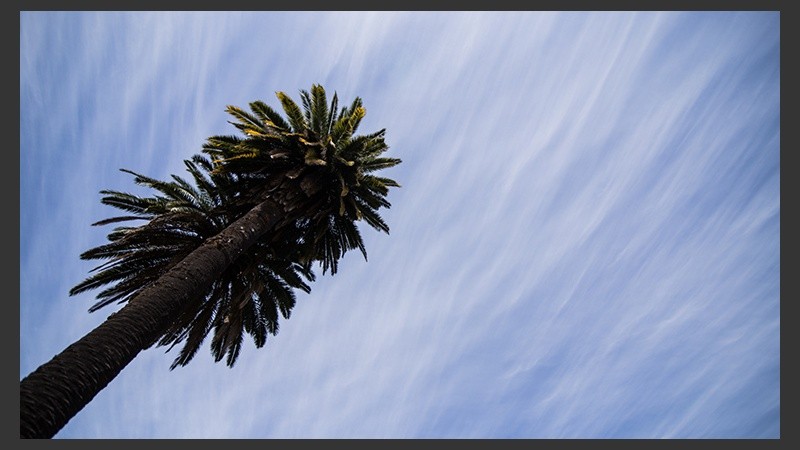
[19,85,401,438]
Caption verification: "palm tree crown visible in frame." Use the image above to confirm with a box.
[203,84,401,274]
[69,84,401,368]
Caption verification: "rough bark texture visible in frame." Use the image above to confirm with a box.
[20,198,284,439]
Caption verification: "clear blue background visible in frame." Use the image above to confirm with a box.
[20,11,779,438]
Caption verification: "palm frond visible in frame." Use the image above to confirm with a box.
[250,100,291,131]
[226,105,267,135]
[276,91,308,133]
[310,84,328,138]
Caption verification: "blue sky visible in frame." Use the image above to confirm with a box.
[20,11,780,438]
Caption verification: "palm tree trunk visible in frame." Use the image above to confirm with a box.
[20,197,284,439]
